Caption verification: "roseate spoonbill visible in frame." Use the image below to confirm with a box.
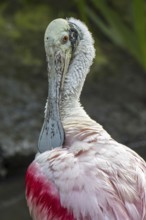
[25,18,146,220]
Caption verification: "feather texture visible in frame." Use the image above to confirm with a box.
[25,17,146,220]
[26,120,146,220]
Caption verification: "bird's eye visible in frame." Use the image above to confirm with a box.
[62,35,69,44]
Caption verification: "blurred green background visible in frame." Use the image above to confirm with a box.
[0,0,146,219]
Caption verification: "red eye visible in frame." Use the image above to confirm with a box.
[62,35,69,43]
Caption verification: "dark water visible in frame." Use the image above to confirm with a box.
[0,146,146,220]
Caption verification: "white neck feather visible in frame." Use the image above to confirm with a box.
[60,18,95,122]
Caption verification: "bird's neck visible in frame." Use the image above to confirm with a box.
[60,33,95,121]
[60,21,95,106]
[60,96,100,133]
[60,97,89,122]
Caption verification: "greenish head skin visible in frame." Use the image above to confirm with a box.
[38,18,81,153]
[44,19,71,57]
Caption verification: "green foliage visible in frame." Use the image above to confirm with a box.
[132,0,146,68]
[15,6,51,40]
[0,2,53,78]
[14,5,50,32]
[77,0,146,71]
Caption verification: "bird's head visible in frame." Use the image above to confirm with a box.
[44,18,81,105]
[44,18,81,65]
[44,18,95,99]
[38,18,95,153]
